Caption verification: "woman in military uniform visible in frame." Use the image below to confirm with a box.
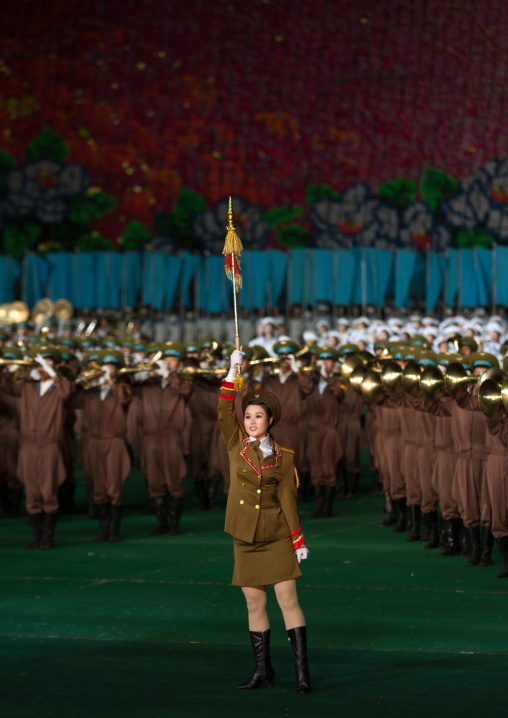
[218,348,311,695]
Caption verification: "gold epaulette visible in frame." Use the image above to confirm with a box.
[280,446,295,454]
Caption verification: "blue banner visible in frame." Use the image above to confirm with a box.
[426,252,446,313]
[395,250,419,308]
[0,256,21,304]
[335,248,360,305]
[445,249,459,307]
[23,254,49,307]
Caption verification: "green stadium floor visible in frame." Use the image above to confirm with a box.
[1,454,508,718]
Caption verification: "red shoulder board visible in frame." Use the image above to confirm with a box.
[280,446,295,455]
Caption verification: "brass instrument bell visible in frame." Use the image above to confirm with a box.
[349,365,369,395]
[381,360,403,393]
[360,368,385,403]
[54,298,73,320]
[31,298,55,325]
[340,354,364,380]
[478,379,504,419]
[401,360,422,395]
[420,366,445,401]
[444,362,476,400]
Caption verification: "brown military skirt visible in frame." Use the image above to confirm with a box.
[232,535,302,587]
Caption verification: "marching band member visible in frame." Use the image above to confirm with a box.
[0,346,72,549]
[74,349,131,543]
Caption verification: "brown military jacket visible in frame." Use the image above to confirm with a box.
[218,381,302,544]
[0,373,72,443]
[74,383,130,439]
[430,392,486,460]
[137,375,191,436]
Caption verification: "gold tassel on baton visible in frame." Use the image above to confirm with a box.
[222,197,245,391]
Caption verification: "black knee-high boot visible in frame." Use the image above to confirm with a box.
[380,493,396,527]
[237,629,275,690]
[311,485,326,518]
[149,496,169,535]
[168,497,183,535]
[393,498,407,532]
[406,505,421,542]
[479,526,494,566]
[465,526,481,566]
[423,511,440,549]
[93,503,110,542]
[346,473,360,499]
[26,512,44,549]
[497,536,508,578]
[39,512,58,549]
[321,486,336,518]
[109,505,122,543]
[287,626,311,694]
[439,518,461,557]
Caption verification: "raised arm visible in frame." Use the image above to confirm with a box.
[217,348,244,451]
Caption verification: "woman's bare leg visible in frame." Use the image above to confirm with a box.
[274,579,305,630]
[242,586,269,631]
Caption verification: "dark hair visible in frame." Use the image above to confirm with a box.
[244,401,273,421]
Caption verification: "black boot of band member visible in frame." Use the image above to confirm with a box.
[108,505,122,543]
[0,487,12,518]
[237,629,275,690]
[479,525,494,566]
[465,526,481,566]
[93,503,111,542]
[336,470,347,499]
[346,473,360,499]
[406,505,421,542]
[26,512,44,549]
[149,496,169,535]
[311,485,326,518]
[439,518,461,556]
[84,486,99,520]
[207,480,220,511]
[321,485,336,518]
[497,536,508,578]
[393,498,407,532]
[39,512,58,549]
[380,493,396,527]
[287,626,311,695]
[168,497,184,535]
[460,521,471,557]
[193,481,209,511]
[10,488,23,518]
[424,511,440,549]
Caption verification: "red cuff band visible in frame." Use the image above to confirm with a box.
[293,536,306,550]
[222,381,235,389]
[291,526,303,538]
[220,392,235,400]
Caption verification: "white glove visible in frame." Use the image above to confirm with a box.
[29,368,42,380]
[316,359,327,377]
[288,354,299,373]
[226,347,243,382]
[134,370,149,383]
[296,547,309,564]
[157,360,170,379]
[35,353,56,378]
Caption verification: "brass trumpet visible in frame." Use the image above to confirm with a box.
[420,366,445,401]
[477,370,508,418]
[360,368,385,403]
[349,365,369,395]
[117,351,163,377]
[380,361,403,394]
[402,361,422,395]
[0,358,37,367]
